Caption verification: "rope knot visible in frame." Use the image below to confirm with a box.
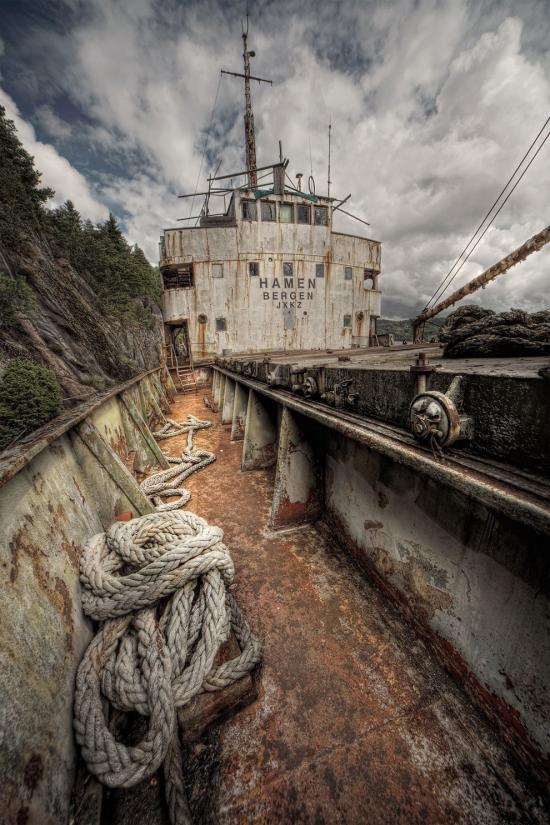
[74,511,262,824]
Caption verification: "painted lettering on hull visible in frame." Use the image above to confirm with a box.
[261,277,317,306]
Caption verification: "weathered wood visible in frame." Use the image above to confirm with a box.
[74,420,154,516]
[72,756,103,825]
[96,635,257,824]
[142,382,165,424]
[162,366,177,401]
[178,634,258,744]
[120,393,170,469]
[0,367,163,491]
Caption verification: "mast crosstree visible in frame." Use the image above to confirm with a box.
[221,15,272,187]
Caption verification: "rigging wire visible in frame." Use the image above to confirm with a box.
[424,113,550,311]
[189,72,224,221]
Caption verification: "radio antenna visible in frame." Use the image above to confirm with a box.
[221,11,272,187]
[327,120,332,198]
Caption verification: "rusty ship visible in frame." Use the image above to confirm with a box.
[1,17,550,825]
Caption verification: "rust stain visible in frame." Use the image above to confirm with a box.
[325,506,550,790]
[72,475,86,504]
[31,473,45,494]
[198,321,206,357]
[61,541,80,572]
[272,483,322,529]
[136,388,549,821]
[8,529,75,653]
[107,424,127,460]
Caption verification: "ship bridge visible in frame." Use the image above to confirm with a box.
[160,173,382,361]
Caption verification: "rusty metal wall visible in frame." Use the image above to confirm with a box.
[213,365,550,783]
[0,370,170,825]
[323,431,550,777]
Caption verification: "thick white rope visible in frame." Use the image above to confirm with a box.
[74,510,262,825]
[141,426,215,511]
[153,414,211,441]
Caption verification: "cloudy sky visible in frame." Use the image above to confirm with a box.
[0,0,549,317]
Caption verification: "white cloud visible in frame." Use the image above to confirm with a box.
[11,0,549,316]
[0,88,108,222]
[34,104,73,140]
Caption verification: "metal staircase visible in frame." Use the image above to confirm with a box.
[165,343,198,393]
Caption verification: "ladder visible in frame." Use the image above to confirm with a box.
[176,363,198,393]
[167,344,198,393]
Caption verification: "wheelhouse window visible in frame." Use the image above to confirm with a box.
[279,203,293,223]
[283,262,293,277]
[261,201,276,221]
[241,199,257,221]
[162,264,193,290]
[314,206,328,226]
[315,263,325,278]
[297,204,311,224]
[212,263,223,278]
[215,317,227,332]
[344,266,353,281]
[249,261,260,276]
[343,314,352,328]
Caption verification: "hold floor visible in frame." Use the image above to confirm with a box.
[155,389,548,825]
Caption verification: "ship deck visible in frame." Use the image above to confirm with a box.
[221,343,549,378]
[110,389,550,825]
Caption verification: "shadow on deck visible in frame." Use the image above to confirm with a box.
[135,389,549,825]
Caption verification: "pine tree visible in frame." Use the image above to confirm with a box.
[0,105,53,251]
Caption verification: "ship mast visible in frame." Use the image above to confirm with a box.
[222,14,272,188]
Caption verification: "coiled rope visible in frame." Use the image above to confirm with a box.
[74,510,262,825]
[153,414,211,441]
[141,427,215,511]
[140,414,214,510]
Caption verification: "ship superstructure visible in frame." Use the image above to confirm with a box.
[159,23,381,362]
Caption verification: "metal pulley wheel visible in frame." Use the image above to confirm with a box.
[302,375,318,398]
[409,390,461,448]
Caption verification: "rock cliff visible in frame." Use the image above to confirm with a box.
[0,103,163,407]
[0,240,162,402]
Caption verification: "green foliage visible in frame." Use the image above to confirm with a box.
[0,358,62,451]
[46,203,161,323]
[0,105,53,250]
[0,106,160,326]
[0,272,35,327]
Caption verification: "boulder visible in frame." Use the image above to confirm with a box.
[440,304,550,358]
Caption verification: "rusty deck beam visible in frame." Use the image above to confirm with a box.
[215,368,550,535]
